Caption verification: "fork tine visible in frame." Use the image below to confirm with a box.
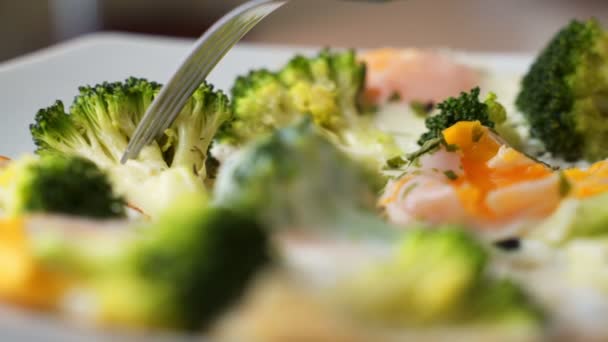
[121,0,287,164]
[141,15,270,151]
[141,15,256,144]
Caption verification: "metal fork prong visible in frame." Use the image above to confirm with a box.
[134,13,268,160]
[148,14,260,141]
[133,30,229,153]
[137,17,260,154]
[124,20,268,162]
[121,0,286,163]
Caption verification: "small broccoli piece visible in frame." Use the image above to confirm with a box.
[220,50,366,144]
[337,226,543,328]
[30,78,232,216]
[0,155,124,218]
[214,118,389,235]
[417,87,511,146]
[98,202,269,329]
[217,50,399,166]
[516,19,608,161]
[35,196,270,330]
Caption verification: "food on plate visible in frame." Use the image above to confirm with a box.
[214,118,387,233]
[0,196,270,330]
[415,87,521,148]
[216,49,401,167]
[361,48,480,104]
[0,155,124,218]
[219,50,366,143]
[216,228,543,342]
[516,19,608,162]
[382,117,608,232]
[2,17,608,340]
[30,78,231,216]
[530,191,608,245]
[336,228,543,328]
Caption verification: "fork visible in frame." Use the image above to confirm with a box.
[121,0,394,163]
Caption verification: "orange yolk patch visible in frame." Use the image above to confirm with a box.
[383,120,608,227]
[564,160,608,198]
[443,121,553,220]
[0,218,68,309]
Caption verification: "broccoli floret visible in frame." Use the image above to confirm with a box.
[417,87,511,146]
[516,19,608,161]
[217,50,399,166]
[34,196,270,330]
[30,78,232,216]
[220,50,365,144]
[338,226,543,328]
[0,155,124,218]
[214,118,390,235]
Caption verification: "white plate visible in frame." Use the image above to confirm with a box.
[0,33,534,340]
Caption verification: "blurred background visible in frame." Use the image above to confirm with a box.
[1,0,607,63]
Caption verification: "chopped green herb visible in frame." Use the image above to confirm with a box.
[472,125,485,142]
[410,100,435,118]
[444,170,459,181]
[444,142,460,152]
[406,137,443,162]
[388,92,402,102]
[400,182,420,199]
[386,156,407,169]
[405,135,460,165]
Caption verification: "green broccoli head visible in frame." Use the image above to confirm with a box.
[516,19,608,161]
[219,49,366,145]
[30,78,232,216]
[417,87,510,146]
[219,49,399,169]
[0,155,124,218]
[338,226,543,328]
[34,196,270,330]
[214,118,384,233]
[99,200,270,330]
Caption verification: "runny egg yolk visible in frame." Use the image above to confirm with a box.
[382,121,608,226]
[442,121,553,220]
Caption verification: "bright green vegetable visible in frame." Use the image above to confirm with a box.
[338,226,543,327]
[30,78,231,215]
[214,118,389,234]
[34,196,270,330]
[417,87,517,147]
[218,50,400,166]
[0,155,124,218]
[220,50,365,143]
[516,19,608,161]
